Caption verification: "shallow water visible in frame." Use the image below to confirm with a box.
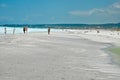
[109,47,120,64]
[0,27,63,34]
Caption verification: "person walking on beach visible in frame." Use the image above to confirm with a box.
[23,27,26,34]
[4,27,7,35]
[13,27,15,34]
[48,27,51,35]
[23,26,28,34]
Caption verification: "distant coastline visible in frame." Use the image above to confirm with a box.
[0,23,120,29]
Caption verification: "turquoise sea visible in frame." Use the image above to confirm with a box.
[0,27,63,34]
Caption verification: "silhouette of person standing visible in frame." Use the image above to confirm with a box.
[13,27,15,34]
[4,27,7,35]
[23,27,26,34]
[23,26,28,34]
[48,27,50,35]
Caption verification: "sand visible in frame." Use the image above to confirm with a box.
[0,30,120,80]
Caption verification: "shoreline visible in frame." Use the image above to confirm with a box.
[103,44,120,66]
[108,46,120,66]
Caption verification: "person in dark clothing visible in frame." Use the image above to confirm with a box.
[23,26,28,34]
[48,27,50,35]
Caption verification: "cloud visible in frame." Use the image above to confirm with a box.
[68,1,120,23]
[89,9,105,15]
[107,2,120,15]
[111,2,120,9]
[0,3,7,8]
[69,11,89,16]
[69,9,105,16]
[69,2,120,16]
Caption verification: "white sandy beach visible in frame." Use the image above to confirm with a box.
[0,29,120,80]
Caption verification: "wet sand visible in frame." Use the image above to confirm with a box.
[0,31,120,80]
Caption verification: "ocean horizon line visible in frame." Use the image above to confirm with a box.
[0,22,120,25]
[0,23,120,29]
